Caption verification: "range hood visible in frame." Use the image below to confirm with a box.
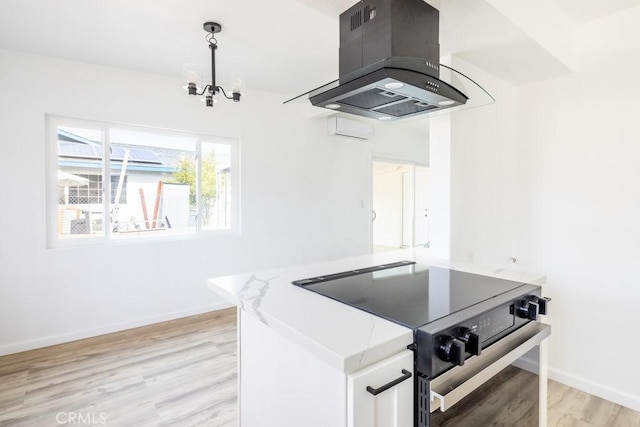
[285,0,494,121]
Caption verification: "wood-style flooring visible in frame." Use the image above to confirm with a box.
[547,380,640,427]
[0,309,237,427]
[1,308,638,426]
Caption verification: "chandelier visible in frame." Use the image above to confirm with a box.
[185,22,241,107]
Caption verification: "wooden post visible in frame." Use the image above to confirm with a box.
[139,188,150,229]
[152,180,163,229]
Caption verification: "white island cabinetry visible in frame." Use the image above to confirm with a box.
[239,310,413,427]
[347,349,414,427]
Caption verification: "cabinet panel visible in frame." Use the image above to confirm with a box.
[348,350,413,427]
[240,311,346,427]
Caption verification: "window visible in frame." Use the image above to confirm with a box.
[47,116,239,246]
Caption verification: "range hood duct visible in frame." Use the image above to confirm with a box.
[286,0,493,121]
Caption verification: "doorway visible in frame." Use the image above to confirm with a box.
[371,160,430,253]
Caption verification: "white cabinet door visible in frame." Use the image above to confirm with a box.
[347,350,414,427]
[239,310,347,427]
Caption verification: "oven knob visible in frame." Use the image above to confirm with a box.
[439,337,465,366]
[459,328,482,356]
[516,299,539,320]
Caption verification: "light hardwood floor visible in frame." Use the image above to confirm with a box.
[1,309,638,427]
[0,309,237,427]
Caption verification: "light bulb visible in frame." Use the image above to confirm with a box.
[183,63,202,93]
[185,71,198,84]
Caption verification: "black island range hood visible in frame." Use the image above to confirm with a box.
[286,0,493,121]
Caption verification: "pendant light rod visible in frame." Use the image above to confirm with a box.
[210,42,218,94]
[204,22,221,95]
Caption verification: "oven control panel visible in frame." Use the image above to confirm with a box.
[474,305,515,341]
[415,290,549,379]
[434,305,514,368]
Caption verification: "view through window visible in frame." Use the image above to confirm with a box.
[49,117,237,245]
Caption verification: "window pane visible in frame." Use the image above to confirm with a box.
[202,142,232,230]
[109,129,197,236]
[57,126,105,239]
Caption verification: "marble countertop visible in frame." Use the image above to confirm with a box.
[207,248,546,374]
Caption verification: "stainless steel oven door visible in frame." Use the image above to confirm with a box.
[428,322,551,427]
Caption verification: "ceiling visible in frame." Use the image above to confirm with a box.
[555,0,640,23]
[0,0,637,98]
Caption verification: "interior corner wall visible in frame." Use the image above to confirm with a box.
[447,7,640,410]
[514,10,640,411]
[0,49,428,355]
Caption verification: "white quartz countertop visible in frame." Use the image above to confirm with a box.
[207,248,545,374]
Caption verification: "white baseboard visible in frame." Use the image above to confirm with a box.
[512,356,640,412]
[548,366,640,412]
[0,301,233,357]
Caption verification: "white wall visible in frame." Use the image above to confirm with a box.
[449,57,528,270]
[0,49,428,355]
[446,9,640,410]
[428,114,452,259]
[517,9,640,411]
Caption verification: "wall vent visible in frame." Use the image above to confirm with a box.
[364,5,377,23]
[350,10,362,31]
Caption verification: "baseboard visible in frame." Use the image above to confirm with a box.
[0,300,233,357]
[512,356,640,412]
[548,366,640,412]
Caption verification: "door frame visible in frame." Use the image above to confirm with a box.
[369,155,429,253]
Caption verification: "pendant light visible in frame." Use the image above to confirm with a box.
[185,22,241,107]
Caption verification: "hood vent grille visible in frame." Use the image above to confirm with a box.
[340,89,402,110]
[338,88,438,118]
[377,100,437,117]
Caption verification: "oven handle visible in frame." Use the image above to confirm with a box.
[430,321,551,413]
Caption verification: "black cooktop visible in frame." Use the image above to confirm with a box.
[292,261,528,328]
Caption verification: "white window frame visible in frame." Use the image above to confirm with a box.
[46,115,240,248]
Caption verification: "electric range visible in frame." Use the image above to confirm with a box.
[293,260,551,426]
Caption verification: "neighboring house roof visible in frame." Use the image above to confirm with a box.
[58,130,183,173]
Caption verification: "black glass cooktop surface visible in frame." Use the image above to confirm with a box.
[292,261,528,328]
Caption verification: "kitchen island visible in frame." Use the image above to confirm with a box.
[207,248,548,426]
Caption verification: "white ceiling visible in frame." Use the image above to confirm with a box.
[0,0,637,97]
[555,0,640,23]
